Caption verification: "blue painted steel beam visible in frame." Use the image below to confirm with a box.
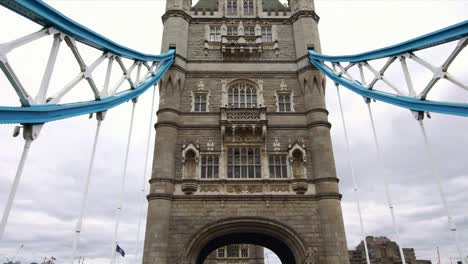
[309,20,468,63]
[0,55,174,124]
[308,53,468,117]
[308,20,468,117]
[0,0,172,62]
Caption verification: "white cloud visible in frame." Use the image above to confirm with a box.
[0,1,467,264]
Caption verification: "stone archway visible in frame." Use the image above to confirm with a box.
[184,217,309,264]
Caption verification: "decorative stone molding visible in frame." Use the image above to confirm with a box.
[206,137,215,152]
[270,184,289,192]
[182,143,200,162]
[181,180,198,195]
[226,184,263,194]
[291,179,308,194]
[199,185,220,193]
[273,137,281,151]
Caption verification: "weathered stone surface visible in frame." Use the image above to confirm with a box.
[142,0,350,263]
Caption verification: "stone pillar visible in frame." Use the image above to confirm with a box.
[143,1,188,262]
[303,72,350,264]
[142,71,182,264]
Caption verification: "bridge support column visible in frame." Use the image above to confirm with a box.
[303,72,350,264]
[142,69,183,264]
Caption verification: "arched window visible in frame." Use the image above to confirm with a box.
[232,0,238,14]
[227,0,238,15]
[228,83,257,108]
[243,0,254,15]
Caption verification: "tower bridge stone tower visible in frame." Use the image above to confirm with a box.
[143,0,350,263]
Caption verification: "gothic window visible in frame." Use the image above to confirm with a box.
[209,26,221,42]
[269,155,288,178]
[277,93,292,112]
[227,146,261,178]
[227,26,238,36]
[292,149,305,178]
[227,0,238,15]
[200,155,219,179]
[261,26,272,42]
[243,0,254,15]
[228,83,257,108]
[193,93,207,112]
[244,27,255,36]
[183,150,197,179]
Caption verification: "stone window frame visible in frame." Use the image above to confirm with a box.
[275,91,294,112]
[226,144,262,179]
[209,26,221,42]
[217,244,250,259]
[275,80,295,112]
[268,153,289,179]
[228,82,257,108]
[191,89,210,112]
[261,26,272,42]
[242,0,255,16]
[226,0,238,15]
[200,154,220,179]
[222,79,264,108]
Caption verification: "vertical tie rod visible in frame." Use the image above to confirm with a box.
[366,103,407,264]
[133,85,157,264]
[418,119,464,264]
[110,100,138,264]
[335,85,371,264]
[71,115,104,263]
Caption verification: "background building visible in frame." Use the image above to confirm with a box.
[204,244,264,264]
[348,236,432,264]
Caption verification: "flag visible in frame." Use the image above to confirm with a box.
[116,244,125,257]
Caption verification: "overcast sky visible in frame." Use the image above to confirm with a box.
[0,1,467,264]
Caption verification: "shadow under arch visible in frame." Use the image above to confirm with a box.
[185,217,308,264]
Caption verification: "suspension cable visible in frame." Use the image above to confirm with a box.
[335,85,371,264]
[366,103,406,264]
[417,119,464,264]
[110,100,138,264]
[71,115,104,264]
[133,84,157,264]
[0,137,33,240]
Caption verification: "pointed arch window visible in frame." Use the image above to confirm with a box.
[243,0,254,15]
[227,0,238,15]
[228,83,257,108]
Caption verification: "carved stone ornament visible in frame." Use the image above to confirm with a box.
[273,137,281,151]
[226,185,263,194]
[291,179,308,194]
[280,79,288,91]
[206,137,215,151]
[304,247,317,264]
[200,185,219,193]
[197,80,205,91]
[181,180,198,195]
[177,250,189,264]
[270,184,289,192]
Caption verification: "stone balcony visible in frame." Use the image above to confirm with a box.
[220,107,268,140]
[221,35,263,55]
